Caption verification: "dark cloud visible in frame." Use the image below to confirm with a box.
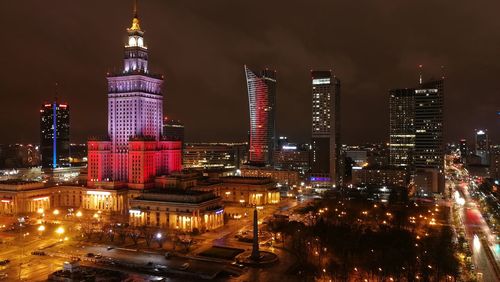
[1,0,499,145]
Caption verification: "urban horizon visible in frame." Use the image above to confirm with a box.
[1,1,500,145]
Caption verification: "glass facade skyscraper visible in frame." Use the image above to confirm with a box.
[244,66,277,166]
[389,88,415,168]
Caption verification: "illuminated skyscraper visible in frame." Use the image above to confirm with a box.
[244,66,276,166]
[389,88,415,168]
[87,3,181,188]
[40,100,70,168]
[475,129,489,165]
[414,79,444,193]
[310,70,340,187]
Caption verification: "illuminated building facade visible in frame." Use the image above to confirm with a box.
[310,70,341,187]
[128,189,224,232]
[0,181,81,215]
[81,189,127,213]
[414,79,445,193]
[40,101,70,168]
[474,129,490,165]
[352,167,409,187]
[240,167,299,186]
[194,177,280,205]
[489,145,500,179]
[389,88,415,168]
[87,6,182,189]
[459,139,468,163]
[183,143,247,169]
[244,66,277,166]
[273,146,310,173]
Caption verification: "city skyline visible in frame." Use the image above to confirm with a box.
[0,2,499,281]
[2,1,500,145]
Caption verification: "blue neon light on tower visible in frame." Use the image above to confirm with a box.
[52,102,57,168]
[40,100,70,169]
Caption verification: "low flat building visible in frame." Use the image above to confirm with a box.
[194,176,280,205]
[183,143,247,170]
[129,189,224,232]
[352,167,408,187]
[240,167,299,186]
[0,181,81,215]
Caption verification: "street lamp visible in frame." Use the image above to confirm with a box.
[37,225,45,237]
[53,209,60,216]
[76,211,82,218]
[55,226,65,241]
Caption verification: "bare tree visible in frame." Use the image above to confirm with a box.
[81,222,94,240]
[116,226,127,244]
[127,226,141,245]
[140,226,155,248]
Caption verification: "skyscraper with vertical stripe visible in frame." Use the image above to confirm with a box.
[40,100,70,168]
[244,66,277,166]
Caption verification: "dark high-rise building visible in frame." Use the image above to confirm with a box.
[244,66,277,166]
[474,129,489,165]
[459,139,468,163]
[414,79,445,193]
[40,101,70,168]
[389,88,415,168]
[310,70,341,187]
[163,118,184,142]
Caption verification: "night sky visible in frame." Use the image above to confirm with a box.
[1,0,500,145]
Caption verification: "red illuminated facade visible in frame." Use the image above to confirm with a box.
[244,66,277,166]
[87,7,181,189]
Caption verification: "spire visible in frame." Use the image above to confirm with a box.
[418,64,423,85]
[133,0,138,18]
[54,81,59,102]
[129,0,141,31]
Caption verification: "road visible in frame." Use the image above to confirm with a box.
[449,166,500,281]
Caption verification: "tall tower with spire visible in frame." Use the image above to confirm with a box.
[88,1,181,189]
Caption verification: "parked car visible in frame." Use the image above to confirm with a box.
[180,263,189,270]
[0,260,10,266]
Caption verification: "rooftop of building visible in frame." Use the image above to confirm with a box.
[0,180,40,185]
[356,165,408,172]
[220,176,273,184]
[133,188,219,204]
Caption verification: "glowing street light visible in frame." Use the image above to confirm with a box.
[76,211,82,218]
[37,225,46,232]
[37,208,44,214]
[156,233,162,239]
[53,209,60,216]
[55,226,65,235]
